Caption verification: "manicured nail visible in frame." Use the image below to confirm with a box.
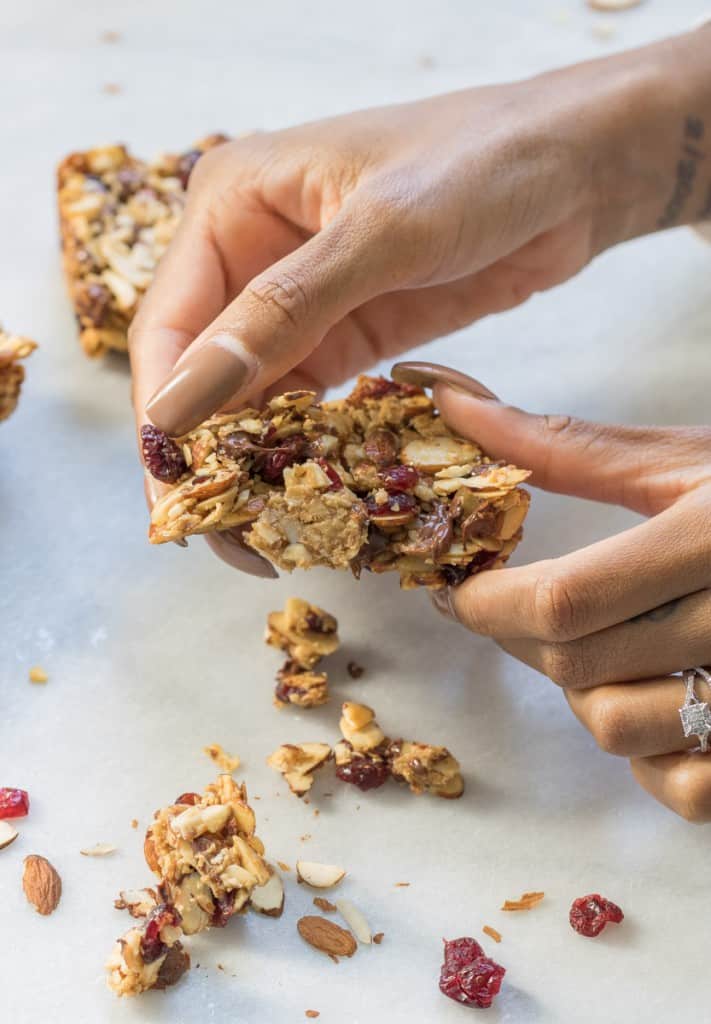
[430,588,455,620]
[392,362,498,401]
[205,530,279,579]
[146,333,258,437]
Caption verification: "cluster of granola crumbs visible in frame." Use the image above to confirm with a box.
[0,330,36,422]
[266,597,340,708]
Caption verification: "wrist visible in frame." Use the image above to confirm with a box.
[579,26,711,252]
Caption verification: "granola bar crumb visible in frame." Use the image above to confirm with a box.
[483,925,502,943]
[130,819,138,829]
[0,330,37,423]
[347,661,365,679]
[394,882,410,888]
[266,598,339,670]
[373,931,384,944]
[203,743,240,773]
[501,891,545,912]
[28,666,48,684]
[276,861,291,872]
[314,897,337,913]
[306,1011,320,1019]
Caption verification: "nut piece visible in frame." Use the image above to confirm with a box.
[297,915,357,959]
[28,666,48,683]
[250,864,285,917]
[114,888,159,918]
[0,329,37,422]
[313,896,337,913]
[339,702,385,752]
[267,743,333,797]
[106,903,187,996]
[388,740,464,799]
[22,854,62,915]
[296,861,346,889]
[266,597,339,669]
[203,743,240,772]
[0,820,19,850]
[80,842,117,857]
[335,898,372,944]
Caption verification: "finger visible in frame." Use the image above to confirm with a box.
[630,752,711,823]
[496,588,711,689]
[392,363,709,515]
[566,673,711,758]
[432,493,711,642]
[144,196,413,437]
[205,529,278,579]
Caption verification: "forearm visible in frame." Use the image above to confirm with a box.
[559,23,711,253]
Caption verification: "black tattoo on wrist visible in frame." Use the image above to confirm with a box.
[658,117,706,229]
[629,598,681,624]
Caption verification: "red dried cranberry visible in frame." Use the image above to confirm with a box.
[379,465,419,493]
[335,758,390,791]
[212,891,237,927]
[0,788,29,819]
[175,792,200,806]
[350,376,421,403]
[259,434,307,483]
[569,894,624,937]
[141,425,188,483]
[315,458,344,491]
[141,905,181,963]
[365,492,417,518]
[439,938,505,1009]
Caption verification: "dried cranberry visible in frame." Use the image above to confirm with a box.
[0,788,29,819]
[349,376,421,403]
[365,492,417,518]
[175,792,200,805]
[141,424,188,483]
[176,149,202,189]
[379,465,419,493]
[141,905,181,963]
[569,894,624,937]
[212,890,237,927]
[335,758,390,791]
[439,937,505,1009]
[259,434,307,483]
[315,458,344,491]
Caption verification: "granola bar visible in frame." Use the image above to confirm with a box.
[0,330,36,422]
[57,134,227,357]
[142,774,269,935]
[145,376,531,590]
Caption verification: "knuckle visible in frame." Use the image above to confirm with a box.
[244,273,311,329]
[533,572,581,642]
[589,697,631,757]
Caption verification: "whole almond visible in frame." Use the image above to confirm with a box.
[297,915,357,958]
[22,855,62,915]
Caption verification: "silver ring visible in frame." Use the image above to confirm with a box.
[679,667,711,753]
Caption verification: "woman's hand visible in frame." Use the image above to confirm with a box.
[394,362,711,823]
[130,25,711,574]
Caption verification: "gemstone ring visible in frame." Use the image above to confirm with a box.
[679,667,711,754]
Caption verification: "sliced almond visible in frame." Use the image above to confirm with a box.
[335,898,371,944]
[80,842,117,857]
[313,896,337,913]
[296,861,346,889]
[203,743,240,772]
[587,0,640,9]
[22,854,62,915]
[250,865,285,917]
[0,820,19,850]
[297,915,357,958]
[114,888,158,918]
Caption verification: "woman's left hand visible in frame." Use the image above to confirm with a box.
[396,362,711,823]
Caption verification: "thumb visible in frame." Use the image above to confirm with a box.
[145,200,399,437]
[392,362,683,514]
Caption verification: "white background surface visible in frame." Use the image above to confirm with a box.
[2,2,710,1022]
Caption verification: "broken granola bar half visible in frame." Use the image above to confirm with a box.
[143,774,269,935]
[145,375,531,590]
[0,329,36,422]
[57,134,227,357]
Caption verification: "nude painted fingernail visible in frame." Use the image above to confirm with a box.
[205,530,279,579]
[392,362,498,401]
[430,588,456,620]
[146,333,258,437]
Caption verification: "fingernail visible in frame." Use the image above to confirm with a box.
[146,333,258,437]
[205,530,279,579]
[430,587,456,620]
[392,362,498,401]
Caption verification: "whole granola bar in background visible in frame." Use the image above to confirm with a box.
[145,375,531,590]
[57,134,227,357]
[0,329,37,422]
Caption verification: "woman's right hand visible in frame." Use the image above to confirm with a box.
[130,26,710,574]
